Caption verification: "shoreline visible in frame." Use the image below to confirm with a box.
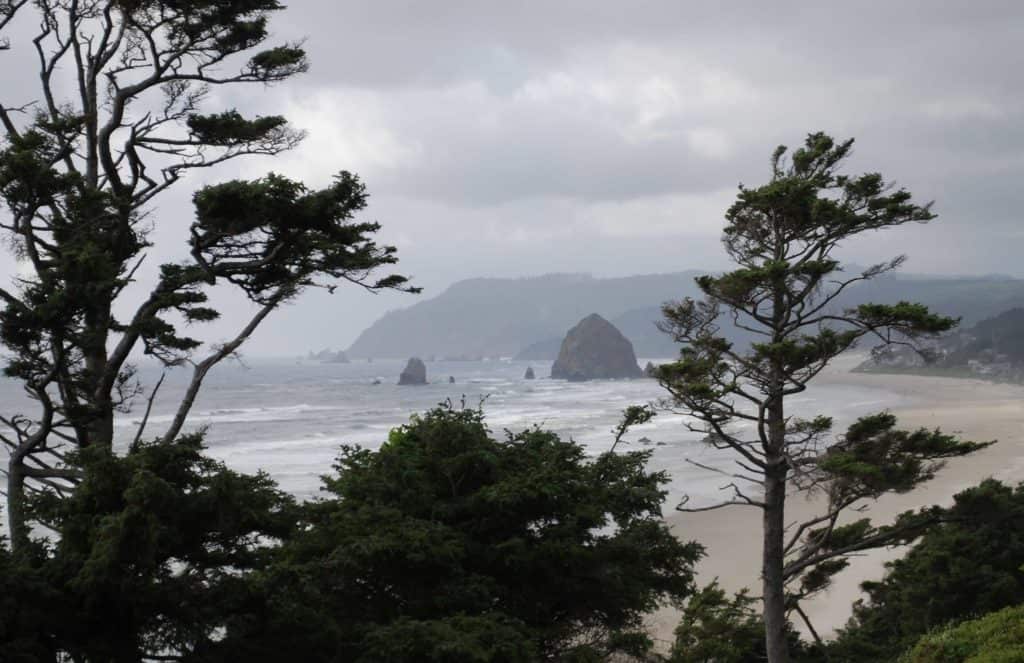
[647,352,1024,648]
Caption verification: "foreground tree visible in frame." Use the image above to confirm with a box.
[669,581,817,663]
[656,133,988,662]
[0,1,414,550]
[0,434,295,660]
[216,405,703,662]
[0,406,704,661]
[829,479,1024,661]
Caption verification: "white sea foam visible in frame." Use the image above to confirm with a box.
[99,359,911,503]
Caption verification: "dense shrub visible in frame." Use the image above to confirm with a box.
[899,604,1024,662]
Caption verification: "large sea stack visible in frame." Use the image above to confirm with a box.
[398,357,428,385]
[550,314,643,381]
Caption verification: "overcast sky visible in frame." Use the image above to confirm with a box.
[2,1,1023,355]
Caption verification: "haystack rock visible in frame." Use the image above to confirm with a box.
[448,375,456,384]
[550,314,643,381]
[524,366,535,380]
[398,357,428,385]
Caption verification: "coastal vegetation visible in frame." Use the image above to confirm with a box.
[829,479,1024,661]
[2,2,1023,663]
[654,132,988,661]
[0,0,414,554]
[0,406,702,661]
[898,604,1024,663]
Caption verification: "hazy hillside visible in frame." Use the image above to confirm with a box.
[345,273,704,359]
[345,272,1024,359]
[861,307,1024,382]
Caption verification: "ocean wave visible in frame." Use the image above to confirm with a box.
[119,403,341,428]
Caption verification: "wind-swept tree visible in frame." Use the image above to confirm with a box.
[0,1,415,551]
[656,133,988,662]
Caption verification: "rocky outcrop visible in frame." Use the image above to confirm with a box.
[398,357,428,385]
[448,375,456,384]
[550,314,643,381]
[524,366,535,380]
[644,361,657,378]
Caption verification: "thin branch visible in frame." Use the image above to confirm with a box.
[159,290,288,443]
[131,371,164,449]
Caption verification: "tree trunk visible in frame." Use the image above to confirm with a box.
[84,302,114,449]
[763,465,789,663]
[6,454,28,552]
[764,254,790,662]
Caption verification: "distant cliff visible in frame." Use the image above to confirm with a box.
[860,308,1024,382]
[345,273,704,359]
[345,272,1024,360]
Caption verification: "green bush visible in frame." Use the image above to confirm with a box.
[900,604,1024,662]
[830,480,1024,661]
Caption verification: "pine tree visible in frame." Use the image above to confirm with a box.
[0,0,416,551]
[657,133,989,662]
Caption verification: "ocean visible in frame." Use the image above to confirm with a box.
[31,357,907,511]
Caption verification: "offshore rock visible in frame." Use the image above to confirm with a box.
[644,361,657,378]
[398,357,428,385]
[524,366,536,380]
[550,314,643,381]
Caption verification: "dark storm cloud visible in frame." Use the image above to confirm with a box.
[2,1,1023,353]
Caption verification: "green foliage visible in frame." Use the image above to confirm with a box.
[899,604,1024,663]
[24,435,296,661]
[669,582,815,663]
[670,582,767,662]
[214,405,703,662]
[190,171,417,304]
[0,539,57,661]
[0,0,414,555]
[830,480,1024,661]
[117,0,306,81]
[820,413,992,500]
[855,302,959,340]
[656,132,973,662]
[186,111,289,146]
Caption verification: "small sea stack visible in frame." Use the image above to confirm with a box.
[644,361,657,378]
[448,375,456,384]
[398,357,428,385]
[524,366,535,380]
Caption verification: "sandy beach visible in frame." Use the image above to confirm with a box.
[647,353,1024,648]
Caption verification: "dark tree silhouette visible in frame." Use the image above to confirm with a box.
[656,133,988,662]
[0,0,416,551]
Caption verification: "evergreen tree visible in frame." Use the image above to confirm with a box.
[656,132,989,662]
[0,435,296,660]
[0,0,415,550]
[830,479,1024,661]
[215,405,703,662]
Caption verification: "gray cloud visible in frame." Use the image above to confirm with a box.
[2,1,1023,354]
